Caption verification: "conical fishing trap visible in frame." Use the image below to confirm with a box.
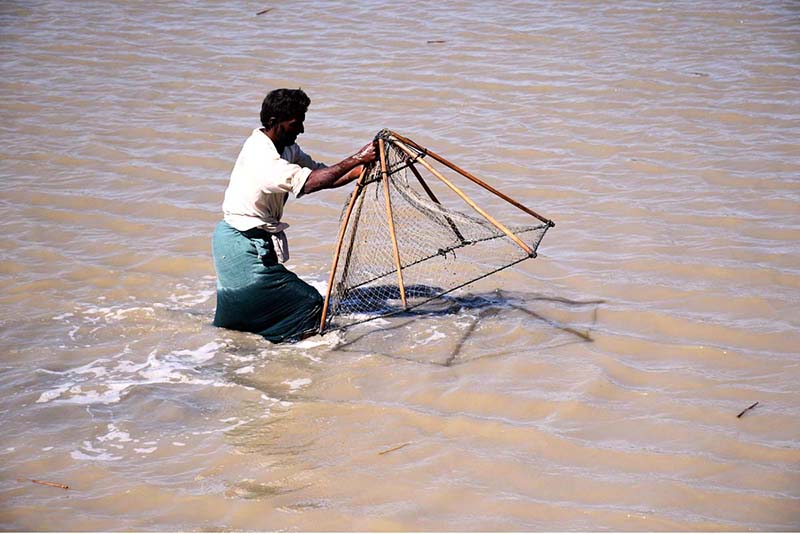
[319,130,554,334]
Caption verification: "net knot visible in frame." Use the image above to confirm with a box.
[437,247,456,260]
[374,129,393,141]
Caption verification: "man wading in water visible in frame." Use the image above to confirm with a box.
[212,88,376,342]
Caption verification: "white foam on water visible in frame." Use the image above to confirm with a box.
[308,278,328,296]
[170,342,220,364]
[70,440,122,462]
[70,449,121,461]
[45,287,322,464]
[59,301,157,342]
[299,352,323,363]
[36,342,227,406]
[229,354,257,363]
[293,331,342,349]
[190,417,250,436]
[56,383,133,405]
[67,325,80,341]
[169,288,215,306]
[283,378,311,391]
[44,357,113,378]
[97,424,132,444]
[349,315,392,326]
[62,279,217,343]
[36,384,73,403]
[164,277,217,307]
[72,421,169,463]
[81,304,155,323]
[417,328,447,345]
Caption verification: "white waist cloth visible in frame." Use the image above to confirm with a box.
[270,230,290,263]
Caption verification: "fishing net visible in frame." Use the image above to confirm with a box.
[319,130,554,333]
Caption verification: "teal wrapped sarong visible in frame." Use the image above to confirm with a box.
[212,220,322,343]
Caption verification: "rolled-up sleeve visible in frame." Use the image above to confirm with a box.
[261,156,312,198]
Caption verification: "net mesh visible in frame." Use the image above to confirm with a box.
[321,130,552,332]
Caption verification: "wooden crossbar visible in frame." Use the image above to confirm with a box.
[389,131,554,227]
[393,139,535,256]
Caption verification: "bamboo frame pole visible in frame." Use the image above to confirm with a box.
[379,138,408,309]
[389,131,554,227]
[319,167,368,333]
[406,159,466,244]
[393,139,535,256]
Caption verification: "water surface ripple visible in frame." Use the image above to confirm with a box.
[1,1,799,531]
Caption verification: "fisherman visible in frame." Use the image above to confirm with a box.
[212,88,376,342]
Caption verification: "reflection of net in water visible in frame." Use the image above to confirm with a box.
[320,130,554,333]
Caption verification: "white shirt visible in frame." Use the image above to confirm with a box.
[222,128,326,233]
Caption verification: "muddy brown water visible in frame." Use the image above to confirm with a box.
[1,1,799,530]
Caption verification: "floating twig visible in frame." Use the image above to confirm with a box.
[256,7,274,15]
[737,401,759,418]
[31,479,70,490]
[378,442,410,455]
[427,40,447,44]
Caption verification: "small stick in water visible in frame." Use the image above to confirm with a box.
[256,7,273,15]
[31,479,70,490]
[378,443,410,455]
[737,401,759,418]
[427,40,447,44]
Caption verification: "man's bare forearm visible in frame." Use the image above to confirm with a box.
[302,142,376,195]
[328,165,365,189]
[303,157,362,195]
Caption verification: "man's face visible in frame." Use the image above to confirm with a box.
[277,114,305,147]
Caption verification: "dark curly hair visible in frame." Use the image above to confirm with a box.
[260,88,310,129]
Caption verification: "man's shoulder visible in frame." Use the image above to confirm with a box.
[242,128,279,157]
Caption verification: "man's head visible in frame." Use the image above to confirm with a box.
[260,89,309,149]
[260,88,310,128]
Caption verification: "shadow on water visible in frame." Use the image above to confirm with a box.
[331,285,605,367]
